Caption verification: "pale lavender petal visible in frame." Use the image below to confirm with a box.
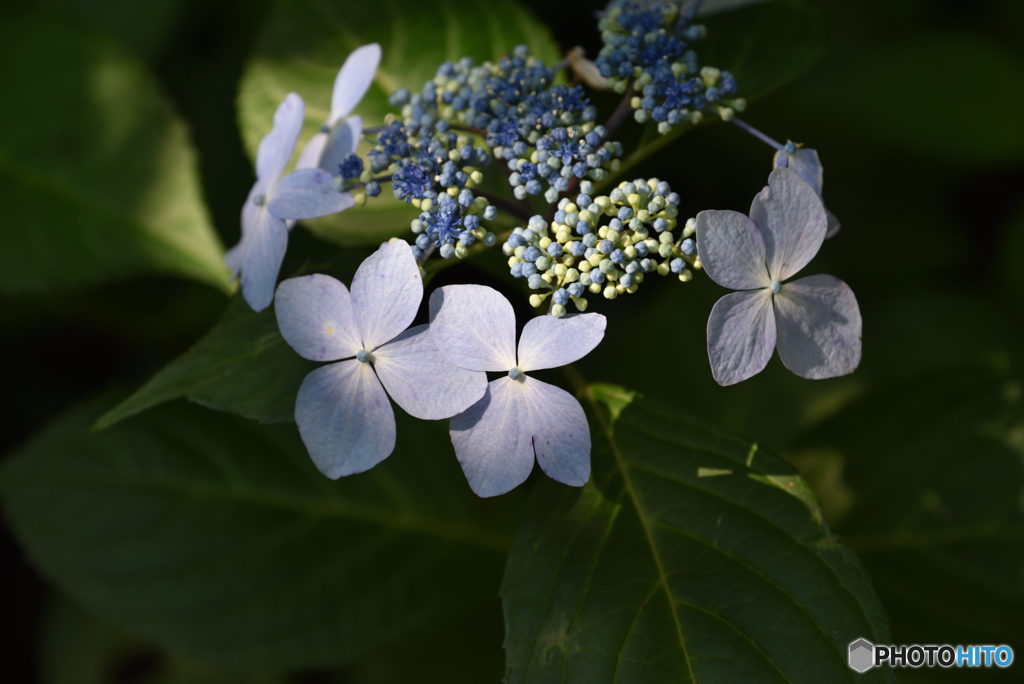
[295,359,395,478]
[275,274,361,362]
[449,378,534,497]
[773,274,862,380]
[256,92,304,186]
[524,378,590,487]
[749,167,827,282]
[428,285,517,372]
[330,44,381,123]
[825,208,841,239]
[517,313,607,372]
[349,241,422,350]
[295,131,328,171]
[706,289,776,386]
[266,168,355,220]
[240,206,288,312]
[373,324,487,420]
[320,116,362,176]
[774,147,824,197]
[695,209,771,291]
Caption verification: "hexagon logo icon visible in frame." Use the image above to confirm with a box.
[849,638,874,673]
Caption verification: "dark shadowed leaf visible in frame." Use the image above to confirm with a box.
[0,16,229,295]
[1,397,521,669]
[236,0,561,246]
[800,365,1024,656]
[501,384,895,683]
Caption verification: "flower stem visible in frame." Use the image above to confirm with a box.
[730,117,784,151]
[474,188,532,223]
[603,82,635,140]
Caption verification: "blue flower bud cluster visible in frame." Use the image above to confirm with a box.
[501,177,700,316]
[596,1,745,134]
[410,193,499,261]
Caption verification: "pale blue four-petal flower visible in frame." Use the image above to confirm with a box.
[429,285,607,497]
[696,167,862,386]
[275,241,487,479]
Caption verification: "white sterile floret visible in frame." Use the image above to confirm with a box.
[428,285,607,497]
[695,167,862,386]
[274,241,486,478]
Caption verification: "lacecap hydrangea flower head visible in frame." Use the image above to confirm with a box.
[429,285,606,497]
[274,241,486,478]
[696,167,862,385]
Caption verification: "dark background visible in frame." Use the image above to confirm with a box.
[3,0,1023,681]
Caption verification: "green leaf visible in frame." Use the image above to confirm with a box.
[236,0,561,246]
[800,365,1024,650]
[814,33,1024,163]
[95,251,368,430]
[1,396,521,669]
[35,0,189,59]
[501,384,895,683]
[0,16,230,295]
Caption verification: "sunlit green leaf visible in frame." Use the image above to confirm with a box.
[1,396,521,669]
[502,384,895,683]
[0,16,229,295]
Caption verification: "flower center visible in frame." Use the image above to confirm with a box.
[252,193,266,206]
[319,122,331,134]
[508,367,523,381]
[356,349,373,364]
[769,280,781,293]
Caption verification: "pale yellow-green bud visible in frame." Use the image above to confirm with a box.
[551,303,567,318]
[514,245,526,259]
[718,106,734,122]
[564,203,578,214]
[448,149,462,163]
[658,243,673,258]
[529,294,543,308]
[690,110,703,124]
[634,109,648,124]
[441,105,456,120]
[539,236,552,249]
[554,263,567,278]
[637,209,651,222]
[470,170,484,185]
[664,205,678,218]
[472,227,486,239]
[589,282,602,294]
[659,231,674,244]
[472,196,488,213]
[579,261,592,273]
[624,245,637,259]
[634,273,644,283]
[603,285,618,300]
[666,217,677,231]
[683,218,696,238]
[645,238,659,251]
[411,198,421,209]
[657,262,670,276]
[679,269,693,282]
[626,284,638,293]
[598,225,609,238]
[631,96,642,109]
[614,80,627,94]
[455,243,469,259]
[359,170,373,184]
[588,253,604,267]
[565,268,579,282]
[672,62,686,76]
[447,187,459,197]
[693,258,703,270]
[562,254,574,266]
[595,196,611,211]
[615,284,626,294]
[607,229,620,243]
[502,243,515,256]
[354,192,367,206]
[572,296,588,312]
[421,198,433,211]
[634,226,649,240]
[606,268,620,281]
[579,210,595,224]
[556,229,572,243]
[508,256,519,267]
[542,273,552,283]
[610,159,621,172]
[621,235,633,248]
[627,193,641,208]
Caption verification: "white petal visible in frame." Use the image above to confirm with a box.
[275,274,361,362]
[256,92,304,186]
[449,378,534,497]
[825,208,841,239]
[240,206,288,312]
[517,313,606,372]
[774,147,824,197]
[373,324,487,420]
[320,116,362,176]
[706,289,776,386]
[330,44,381,123]
[349,241,422,351]
[295,131,328,171]
[749,167,827,282]
[428,285,517,372]
[295,359,395,479]
[694,210,771,290]
[266,168,355,220]
[523,378,590,487]
[773,274,862,380]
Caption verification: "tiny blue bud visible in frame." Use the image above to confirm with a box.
[527,274,544,289]
[583,233,598,248]
[680,238,696,255]
[598,239,614,255]
[610,249,625,264]
[553,288,570,306]
[568,282,584,297]
[521,262,537,277]
[620,273,634,287]
[547,243,563,257]
[617,206,633,221]
[356,349,371,363]
[524,246,541,262]
[670,258,684,274]
[511,262,524,278]
[484,205,498,221]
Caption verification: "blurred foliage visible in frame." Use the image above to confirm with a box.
[0,14,229,295]
[2,0,1024,681]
